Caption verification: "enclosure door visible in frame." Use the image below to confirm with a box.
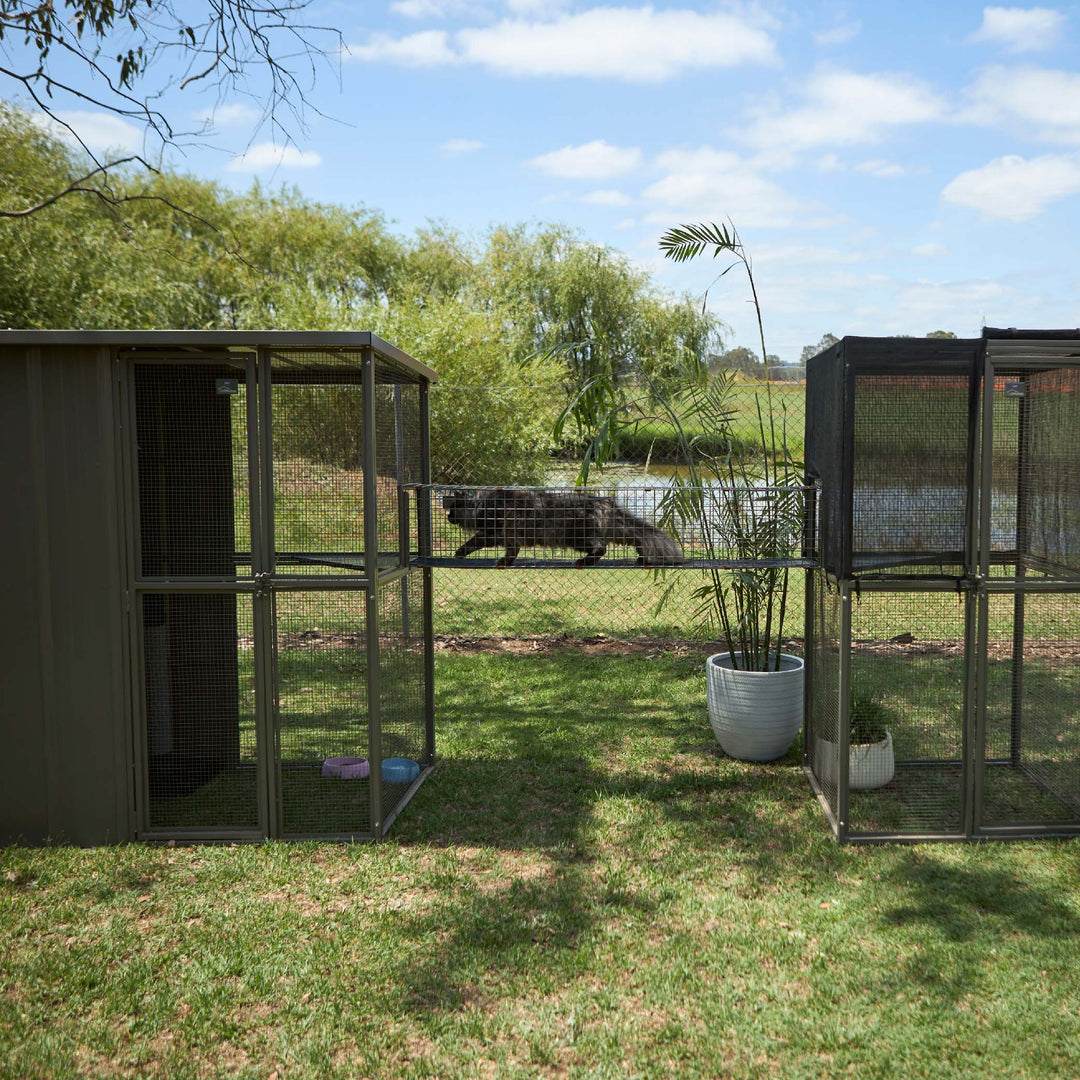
[972,353,1080,836]
[973,589,1080,834]
[125,354,270,839]
[261,348,382,840]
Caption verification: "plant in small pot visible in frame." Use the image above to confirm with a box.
[846,689,897,790]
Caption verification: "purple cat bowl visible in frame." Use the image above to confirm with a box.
[321,756,370,780]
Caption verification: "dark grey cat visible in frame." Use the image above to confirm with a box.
[443,488,684,568]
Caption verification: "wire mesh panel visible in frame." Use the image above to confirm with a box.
[844,589,967,837]
[141,592,259,834]
[980,591,1080,829]
[375,382,424,573]
[985,365,1080,580]
[805,571,841,825]
[850,373,971,575]
[422,376,811,738]
[275,591,372,838]
[133,361,252,579]
[377,578,430,828]
[805,338,979,579]
[271,374,368,577]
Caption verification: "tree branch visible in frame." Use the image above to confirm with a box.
[0,155,152,217]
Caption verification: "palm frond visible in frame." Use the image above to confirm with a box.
[658,222,741,263]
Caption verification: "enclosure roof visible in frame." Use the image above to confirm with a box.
[984,327,1080,339]
[0,329,437,383]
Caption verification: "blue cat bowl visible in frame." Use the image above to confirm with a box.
[381,758,421,784]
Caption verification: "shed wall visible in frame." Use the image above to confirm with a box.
[0,345,131,844]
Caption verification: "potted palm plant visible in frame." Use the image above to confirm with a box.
[657,222,804,761]
[555,220,805,761]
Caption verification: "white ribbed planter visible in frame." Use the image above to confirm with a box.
[706,652,804,762]
[814,732,895,790]
[849,732,895,789]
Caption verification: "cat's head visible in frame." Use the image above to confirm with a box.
[442,491,479,529]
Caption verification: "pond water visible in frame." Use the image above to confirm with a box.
[544,461,1020,556]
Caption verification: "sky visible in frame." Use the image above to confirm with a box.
[10,1,1080,363]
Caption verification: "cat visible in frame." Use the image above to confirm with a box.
[443,488,684,568]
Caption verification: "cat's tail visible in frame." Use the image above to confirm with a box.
[608,505,684,565]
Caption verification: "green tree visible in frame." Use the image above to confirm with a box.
[478,223,720,390]
[0,0,339,217]
[799,333,840,366]
[0,108,722,483]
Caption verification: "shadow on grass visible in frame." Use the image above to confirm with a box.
[378,650,819,1015]
[401,650,811,858]
[880,854,1080,942]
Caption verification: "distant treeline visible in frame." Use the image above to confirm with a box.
[0,102,722,483]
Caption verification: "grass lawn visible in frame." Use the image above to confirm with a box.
[4,647,1080,1079]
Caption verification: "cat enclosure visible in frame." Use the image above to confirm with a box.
[804,330,1080,842]
[1,331,436,844]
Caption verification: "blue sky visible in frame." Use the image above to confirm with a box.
[13,2,1080,363]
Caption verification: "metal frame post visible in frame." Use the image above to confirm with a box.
[362,348,384,836]
[419,381,436,764]
[836,580,852,842]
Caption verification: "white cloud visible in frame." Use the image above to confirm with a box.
[227,143,323,171]
[580,188,633,205]
[390,0,475,16]
[855,159,907,177]
[530,140,641,179]
[506,0,571,12]
[893,277,1009,321]
[813,21,861,46]
[33,110,143,154]
[641,147,810,228]
[347,8,777,81]
[745,69,946,153]
[962,66,1080,143]
[970,6,1066,52]
[441,137,484,152]
[194,103,262,128]
[912,242,948,257]
[347,29,456,66]
[942,152,1080,220]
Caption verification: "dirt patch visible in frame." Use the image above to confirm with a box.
[853,635,1080,665]
[432,633,802,658]
[250,627,804,657]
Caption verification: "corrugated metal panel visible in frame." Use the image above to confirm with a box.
[0,347,50,842]
[0,344,131,844]
[38,346,130,843]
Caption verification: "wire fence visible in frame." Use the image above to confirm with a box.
[426,378,809,648]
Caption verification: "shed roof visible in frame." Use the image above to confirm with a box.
[0,329,437,384]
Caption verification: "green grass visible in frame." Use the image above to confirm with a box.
[4,648,1080,1079]
[571,379,807,468]
[432,566,807,643]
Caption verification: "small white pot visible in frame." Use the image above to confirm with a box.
[814,732,895,790]
[849,732,895,790]
[706,652,804,762]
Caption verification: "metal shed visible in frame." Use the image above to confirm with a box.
[1,331,437,844]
